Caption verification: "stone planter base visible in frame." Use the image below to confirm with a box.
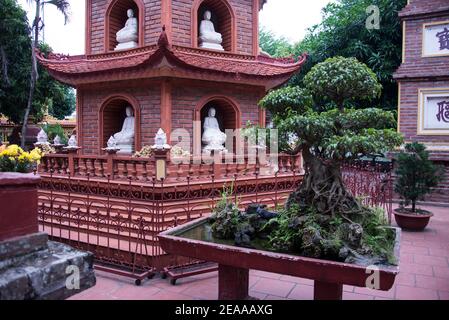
[0,233,96,300]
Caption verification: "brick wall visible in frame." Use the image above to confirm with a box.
[403,16,449,65]
[89,0,255,55]
[90,0,162,54]
[396,1,449,204]
[172,0,254,54]
[79,79,263,155]
[425,161,449,204]
[171,80,262,151]
[80,83,161,154]
[399,80,449,146]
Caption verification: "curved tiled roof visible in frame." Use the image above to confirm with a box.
[37,46,158,74]
[37,30,306,82]
[399,0,449,18]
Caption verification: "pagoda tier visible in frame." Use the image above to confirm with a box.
[37,30,307,90]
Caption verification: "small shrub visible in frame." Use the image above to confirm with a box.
[42,123,68,144]
[394,142,443,212]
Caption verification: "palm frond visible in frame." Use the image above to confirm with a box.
[42,0,71,24]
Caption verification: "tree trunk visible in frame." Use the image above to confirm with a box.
[0,46,10,86]
[287,148,360,216]
[21,0,40,149]
[412,200,416,213]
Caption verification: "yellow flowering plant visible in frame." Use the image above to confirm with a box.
[0,144,43,173]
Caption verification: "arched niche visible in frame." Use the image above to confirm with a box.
[192,0,236,52]
[105,0,144,52]
[99,95,141,153]
[194,96,241,155]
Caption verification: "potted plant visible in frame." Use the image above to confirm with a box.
[393,142,443,231]
[0,144,43,241]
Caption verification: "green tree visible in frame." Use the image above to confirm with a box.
[394,142,443,212]
[261,58,402,216]
[260,58,403,261]
[259,27,293,57]
[0,0,31,122]
[22,0,70,147]
[0,1,74,134]
[260,0,407,112]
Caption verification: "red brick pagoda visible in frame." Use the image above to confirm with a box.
[35,1,306,282]
[394,0,449,203]
[38,0,306,156]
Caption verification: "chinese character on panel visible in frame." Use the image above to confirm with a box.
[436,27,449,51]
[436,100,449,123]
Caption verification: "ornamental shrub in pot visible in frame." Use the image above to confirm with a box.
[394,142,443,231]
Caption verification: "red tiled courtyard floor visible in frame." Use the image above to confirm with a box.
[70,205,449,300]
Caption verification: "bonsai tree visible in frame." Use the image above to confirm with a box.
[394,142,442,213]
[256,57,404,263]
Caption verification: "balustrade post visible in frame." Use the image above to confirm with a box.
[65,148,80,177]
[212,150,223,179]
[153,147,170,181]
[106,152,117,178]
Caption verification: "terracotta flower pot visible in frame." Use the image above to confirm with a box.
[0,172,41,241]
[393,208,433,231]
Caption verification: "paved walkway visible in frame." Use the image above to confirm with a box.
[70,205,449,300]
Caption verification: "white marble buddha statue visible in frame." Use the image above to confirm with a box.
[110,106,135,154]
[115,9,138,51]
[199,10,224,51]
[202,107,227,152]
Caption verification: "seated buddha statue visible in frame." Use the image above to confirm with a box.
[202,107,227,152]
[115,9,138,51]
[199,10,224,51]
[110,106,135,154]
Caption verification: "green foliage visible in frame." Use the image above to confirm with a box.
[270,101,403,160]
[259,86,313,118]
[394,142,443,212]
[266,203,303,252]
[256,57,401,264]
[358,207,396,264]
[286,0,407,111]
[42,123,67,144]
[267,203,396,264]
[0,144,42,173]
[0,0,75,123]
[303,56,382,109]
[0,0,32,122]
[241,120,275,149]
[40,63,76,120]
[259,27,294,58]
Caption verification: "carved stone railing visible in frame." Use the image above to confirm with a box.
[38,152,303,183]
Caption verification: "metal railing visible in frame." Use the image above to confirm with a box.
[37,156,393,283]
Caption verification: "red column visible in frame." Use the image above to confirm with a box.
[161,80,172,144]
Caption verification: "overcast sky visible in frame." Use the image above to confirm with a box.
[17,0,333,55]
